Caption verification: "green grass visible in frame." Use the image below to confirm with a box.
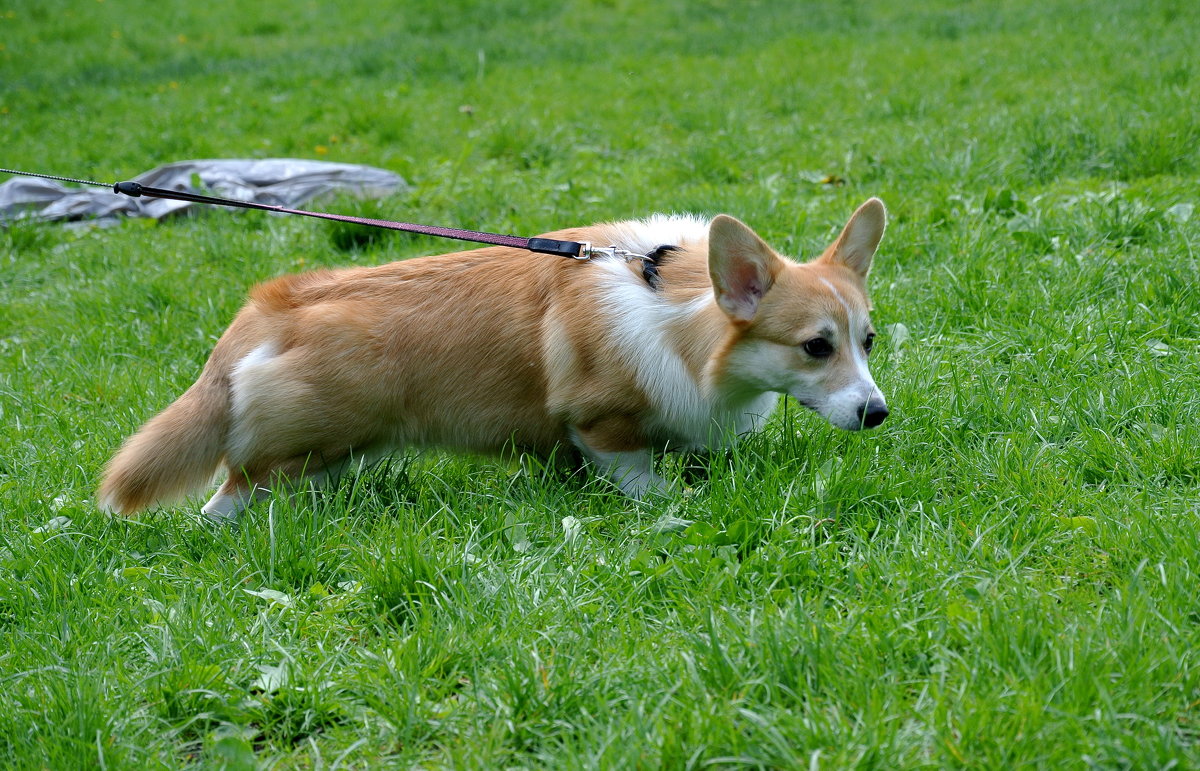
[3,0,1200,767]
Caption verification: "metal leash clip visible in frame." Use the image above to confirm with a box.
[579,243,648,263]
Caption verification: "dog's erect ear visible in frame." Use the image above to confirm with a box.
[822,198,887,279]
[709,215,782,323]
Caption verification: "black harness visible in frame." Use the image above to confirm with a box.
[640,244,681,291]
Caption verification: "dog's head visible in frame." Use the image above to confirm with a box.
[709,199,888,430]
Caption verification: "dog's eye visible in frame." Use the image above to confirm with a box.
[863,333,876,354]
[803,337,834,358]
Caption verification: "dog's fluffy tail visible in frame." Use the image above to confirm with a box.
[97,372,230,516]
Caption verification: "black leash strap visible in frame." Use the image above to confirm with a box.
[0,167,592,260]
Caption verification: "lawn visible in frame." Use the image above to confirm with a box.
[2,0,1199,767]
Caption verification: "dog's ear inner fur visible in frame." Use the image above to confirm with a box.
[708,214,781,323]
[822,197,887,279]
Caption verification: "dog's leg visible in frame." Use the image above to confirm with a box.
[586,448,669,498]
[200,450,353,522]
[202,475,269,522]
[572,420,669,498]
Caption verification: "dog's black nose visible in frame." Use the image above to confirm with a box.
[857,399,889,428]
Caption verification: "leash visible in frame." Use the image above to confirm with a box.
[0,166,648,262]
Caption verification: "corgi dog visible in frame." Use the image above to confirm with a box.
[98,198,889,519]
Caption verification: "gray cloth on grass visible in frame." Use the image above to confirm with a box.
[0,159,407,224]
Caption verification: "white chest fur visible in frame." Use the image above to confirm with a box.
[590,215,781,450]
